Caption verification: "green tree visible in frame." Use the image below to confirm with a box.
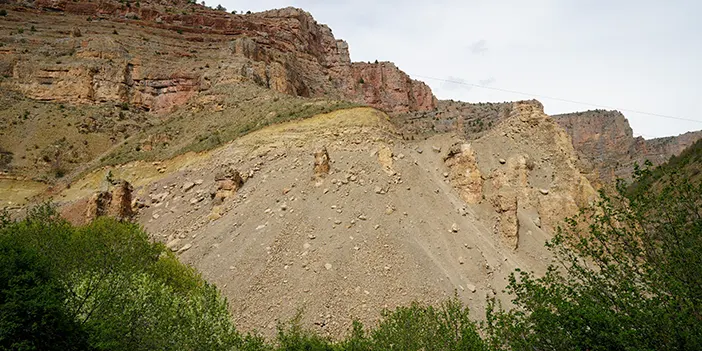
[370,298,487,351]
[0,234,90,350]
[0,205,247,350]
[486,166,702,350]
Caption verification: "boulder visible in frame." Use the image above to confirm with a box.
[212,166,245,203]
[85,180,134,222]
[313,147,331,177]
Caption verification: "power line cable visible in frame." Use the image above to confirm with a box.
[412,74,702,124]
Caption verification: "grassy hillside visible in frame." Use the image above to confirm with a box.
[0,83,359,183]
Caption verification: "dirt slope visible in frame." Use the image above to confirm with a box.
[52,105,595,337]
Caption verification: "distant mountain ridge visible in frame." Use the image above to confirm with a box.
[553,110,702,183]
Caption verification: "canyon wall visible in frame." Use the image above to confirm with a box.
[2,2,436,113]
[553,110,702,183]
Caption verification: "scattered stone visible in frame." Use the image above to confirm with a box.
[451,223,460,233]
[432,146,441,153]
[374,186,383,194]
[182,181,195,192]
[303,243,311,250]
[324,263,332,270]
[280,202,288,211]
[443,172,449,178]
[178,243,192,253]
[499,158,506,164]
[377,146,395,175]
[458,256,465,264]
[323,188,329,194]
[539,188,549,195]
[466,283,476,293]
[213,166,245,203]
[207,212,222,221]
[533,216,541,228]
[358,214,367,220]
[194,179,204,185]
[416,148,423,154]
[131,198,148,210]
[152,213,160,219]
[166,238,181,251]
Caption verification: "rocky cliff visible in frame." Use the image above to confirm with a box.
[444,100,597,249]
[394,100,514,140]
[397,102,702,185]
[553,110,702,183]
[1,1,435,113]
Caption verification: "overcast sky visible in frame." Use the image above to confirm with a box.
[213,0,702,138]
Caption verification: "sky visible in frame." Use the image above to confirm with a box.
[212,0,702,138]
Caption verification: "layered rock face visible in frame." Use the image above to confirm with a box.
[2,1,435,113]
[395,100,512,139]
[400,102,702,185]
[350,62,436,113]
[554,110,702,183]
[445,101,597,249]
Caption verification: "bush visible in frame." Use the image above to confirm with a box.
[0,9,7,17]
[370,298,487,351]
[485,166,702,350]
[0,234,90,350]
[0,205,245,350]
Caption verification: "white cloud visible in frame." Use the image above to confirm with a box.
[468,40,488,55]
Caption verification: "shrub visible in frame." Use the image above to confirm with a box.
[370,298,487,351]
[0,234,90,350]
[0,9,6,16]
[0,205,245,350]
[485,166,702,350]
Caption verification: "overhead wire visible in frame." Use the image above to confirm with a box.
[411,74,702,125]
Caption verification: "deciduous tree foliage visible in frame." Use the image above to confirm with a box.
[485,165,702,350]
[0,205,243,351]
